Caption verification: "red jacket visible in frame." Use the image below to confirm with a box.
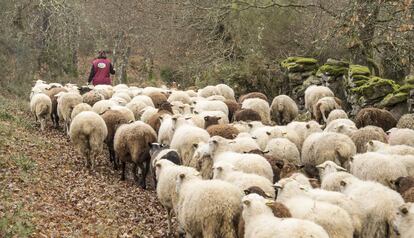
[89,58,114,85]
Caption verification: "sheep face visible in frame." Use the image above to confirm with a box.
[392,203,414,237]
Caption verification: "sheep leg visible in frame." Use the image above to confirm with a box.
[121,162,126,180]
[132,163,139,183]
[322,109,328,123]
[166,209,172,236]
[137,162,147,189]
[86,151,91,169]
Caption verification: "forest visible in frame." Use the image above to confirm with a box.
[1,1,414,237]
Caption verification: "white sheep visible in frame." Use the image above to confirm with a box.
[350,152,408,187]
[304,85,334,115]
[367,140,414,155]
[92,99,118,115]
[70,103,92,121]
[56,92,83,135]
[393,203,414,238]
[207,135,260,157]
[197,85,218,98]
[170,124,210,167]
[167,91,192,104]
[154,159,200,235]
[242,98,271,124]
[326,109,348,125]
[324,118,357,136]
[30,93,52,131]
[176,171,242,237]
[213,161,275,198]
[301,132,356,169]
[112,92,131,102]
[264,138,300,164]
[141,86,167,96]
[286,120,322,147]
[316,161,354,192]
[388,128,414,147]
[69,111,108,169]
[269,126,301,151]
[125,100,147,120]
[193,100,229,117]
[340,176,404,238]
[276,183,354,238]
[312,96,341,123]
[140,106,158,124]
[276,177,364,236]
[130,95,155,107]
[242,193,329,238]
[215,84,235,100]
[270,95,298,125]
[111,106,135,122]
[110,96,128,106]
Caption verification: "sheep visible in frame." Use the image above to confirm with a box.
[149,143,182,186]
[275,182,354,238]
[157,114,192,145]
[92,99,118,115]
[263,138,300,164]
[233,109,262,122]
[242,98,271,124]
[197,110,229,125]
[355,107,397,131]
[242,194,329,238]
[114,121,157,188]
[112,92,131,103]
[350,126,388,153]
[206,124,239,139]
[167,91,192,104]
[350,152,408,187]
[326,109,348,125]
[315,161,353,192]
[140,106,158,124]
[215,83,235,100]
[250,126,274,150]
[213,161,275,198]
[176,171,242,237]
[324,118,357,136]
[203,115,221,128]
[154,159,198,235]
[304,85,334,115]
[141,86,168,96]
[193,100,229,117]
[397,113,414,130]
[394,176,414,202]
[30,93,52,131]
[276,177,364,236]
[130,95,155,107]
[56,92,83,135]
[286,120,322,147]
[238,92,268,103]
[82,90,104,106]
[69,111,107,169]
[94,85,113,98]
[207,95,226,101]
[340,176,404,238]
[393,203,414,238]
[147,109,173,133]
[313,96,342,124]
[171,101,192,115]
[388,128,414,147]
[302,132,357,169]
[197,85,218,98]
[148,92,168,109]
[30,81,51,100]
[45,87,68,128]
[170,125,210,167]
[223,99,240,122]
[207,150,273,181]
[70,103,92,120]
[125,101,147,120]
[367,140,414,155]
[270,95,298,125]
[270,126,302,151]
[207,135,261,157]
[111,106,135,122]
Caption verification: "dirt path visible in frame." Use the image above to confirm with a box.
[0,96,172,237]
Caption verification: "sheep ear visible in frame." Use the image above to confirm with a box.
[172,117,178,121]
[263,150,269,154]
[248,123,253,128]
[251,136,257,140]
[194,111,199,115]
[185,117,192,120]
[243,200,251,206]
[243,189,250,195]
[340,180,347,187]
[337,166,347,172]
[155,163,161,168]
[192,143,199,149]
[306,124,311,129]
[266,131,271,136]
[179,173,186,180]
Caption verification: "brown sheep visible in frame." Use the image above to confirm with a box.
[158,101,173,114]
[355,108,397,131]
[149,92,168,108]
[204,115,221,129]
[223,99,241,122]
[239,188,291,238]
[100,109,132,167]
[238,92,268,103]
[350,126,388,153]
[206,124,239,139]
[233,109,262,122]
[114,121,157,188]
[397,114,414,130]
[394,176,414,202]
[313,97,342,124]
[82,91,104,107]
[245,149,283,183]
[147,109,173,133]
[45,87,68,128]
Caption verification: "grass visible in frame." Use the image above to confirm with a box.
[0,201,34,238]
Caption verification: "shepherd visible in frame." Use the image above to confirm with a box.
[88,50,115,86]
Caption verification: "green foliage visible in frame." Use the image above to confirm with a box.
[281,57,318,73]
[352,76,399,100]
[349,64,371,77]
[317,64,348,77]
[379,92,408,107]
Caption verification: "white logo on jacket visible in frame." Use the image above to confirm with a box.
[97,63,106,69]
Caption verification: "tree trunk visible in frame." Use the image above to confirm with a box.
[118,46,131,84]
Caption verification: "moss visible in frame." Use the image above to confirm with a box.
[351,75,371,82]
[349,65,371,77]
[351,76,400,100]
[281,57,318,73]
[405,75,414,84]
[397,84,414,94]
[282,57,318,65]
[354,80,368,87]
[379,92,408,107]
[316,64,348,77]
[326,59,349,67]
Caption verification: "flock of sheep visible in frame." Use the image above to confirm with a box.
[29,79,414,238]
